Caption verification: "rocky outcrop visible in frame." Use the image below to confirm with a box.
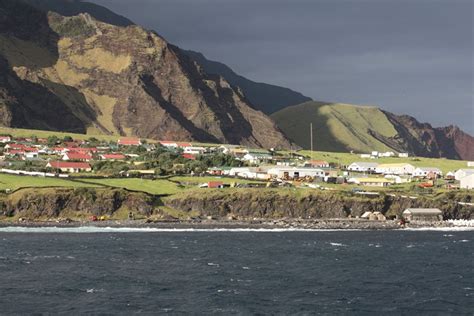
[165,190,474,220]
[3,187,156,218]
[0,1,292,149]
[385,112,474,160]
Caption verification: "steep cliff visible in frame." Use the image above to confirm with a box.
[0,1,291,148]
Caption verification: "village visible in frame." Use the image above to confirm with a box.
[0,133,473,193]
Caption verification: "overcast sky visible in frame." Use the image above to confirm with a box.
[90,0,473,134]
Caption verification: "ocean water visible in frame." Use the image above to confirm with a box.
[0,228,472,314]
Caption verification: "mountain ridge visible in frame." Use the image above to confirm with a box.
[0,1,292,148]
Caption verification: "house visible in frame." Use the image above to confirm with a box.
[445,171,455,180]
[0,136,11,143]
[375,163,415,175]
[305,160,330,168]
[361,211,386,220]
[100,153,126,161]
[62,152,92,161]
[242,151,272,164]
[347,162,379,173]
[454,169,474,181]
[460,174,474,189]
[360,154,371,159]
[371,151,379,157]
[398,153,409,158]
[267,167,325,179]
[207,167,232,176]
[402,208,443,222]
[379,151,395,157]
[349,177,393,187]
[159,141,178,148]
[23,151,39,160]
[181,153,197,160]
[118,137,142,146]
[413,167,442,178]
[468,162,474,167]
[47,161,92,173]
[176,142,193,148]
[183,146,206,155]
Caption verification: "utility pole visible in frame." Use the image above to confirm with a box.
[310,122,314,160]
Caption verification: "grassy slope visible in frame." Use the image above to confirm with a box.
[0,174,99,191]
[272,101,398,152]
[78,178,182,195]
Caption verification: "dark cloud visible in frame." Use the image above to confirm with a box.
[90,0,473,133]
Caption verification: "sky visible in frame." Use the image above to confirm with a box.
[90,0,473,134]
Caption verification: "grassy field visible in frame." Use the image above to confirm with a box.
[170,176,262,185]
[76,178,182,195]
[292,150,468,174]
[0,174,99,191]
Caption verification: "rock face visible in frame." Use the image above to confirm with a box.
[165,190,474,220]
[3,187,156,218]
[182,50,312,114]
[272,101,474,160]
[0,1,291,148]
[385,113,474,160]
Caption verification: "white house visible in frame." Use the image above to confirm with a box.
[468,162,474,167]
[460,174,474,189]
[398,153,409,158]
[242,151,272,164]
[379,151,395,157]
[413,167,443,178]
[375,163,415,175]
[23,151,39,160]
[347,162,379,172]
[267,167,325,179]
[0,136,11,143]
[360,154,371,159]
[183,146,206,155]
[454,169,474,181]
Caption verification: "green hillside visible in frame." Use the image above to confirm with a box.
[272,101,399,152]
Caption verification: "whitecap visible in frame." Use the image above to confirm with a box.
[329,242,346,247]
[207,262,220,267]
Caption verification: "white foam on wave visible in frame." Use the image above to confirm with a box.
[404,227,474,232]
[0,226,365,233]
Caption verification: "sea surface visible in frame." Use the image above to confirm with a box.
[0,228,473,314]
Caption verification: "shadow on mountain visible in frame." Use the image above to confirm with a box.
[172,47,257,145]
[0,1,97,133]
[140,74,220,143]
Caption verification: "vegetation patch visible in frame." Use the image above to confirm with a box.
[69,47,132,74]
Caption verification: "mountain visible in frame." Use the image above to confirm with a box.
[181,50,312,114]
[0,0,292,148]
[22,0,313,115]
[272,101,474,160]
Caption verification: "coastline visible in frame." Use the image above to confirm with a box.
[0,218,469,231]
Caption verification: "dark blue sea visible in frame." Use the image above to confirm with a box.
[0,228,472,315]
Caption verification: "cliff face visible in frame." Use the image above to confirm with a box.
[0,1,291,148]
[165,190,474,220]
[385,113,474,160]
[182,50,312,114]
[3,187,156,218]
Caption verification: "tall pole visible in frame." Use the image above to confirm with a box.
[310,122,313,160]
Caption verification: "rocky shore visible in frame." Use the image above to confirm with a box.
[0,217,465,230]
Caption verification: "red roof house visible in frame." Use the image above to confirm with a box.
[207,181,224,189]
[181,153,196,160]
[118,138,142,146]
[62,152,93,161]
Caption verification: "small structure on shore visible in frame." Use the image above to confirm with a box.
[402,208,442,222]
